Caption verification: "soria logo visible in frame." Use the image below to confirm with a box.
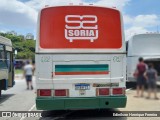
[65,15,98,42]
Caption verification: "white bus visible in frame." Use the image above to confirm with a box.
[36,5,127,110]
[0,36,15,96]
[127,33,160,81]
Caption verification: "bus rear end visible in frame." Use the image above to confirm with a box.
[36,6,127,110]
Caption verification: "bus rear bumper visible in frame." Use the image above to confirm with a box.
[36,96,127,110]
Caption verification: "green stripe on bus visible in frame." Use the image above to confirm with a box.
[55,68,108,72]
[55,64,109,72]
[56,64,108,68]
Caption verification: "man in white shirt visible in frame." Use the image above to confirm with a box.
[24,61,34,90]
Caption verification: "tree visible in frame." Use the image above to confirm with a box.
[0,32,36,60]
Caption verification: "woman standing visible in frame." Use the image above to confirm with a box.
[144,63,159,99]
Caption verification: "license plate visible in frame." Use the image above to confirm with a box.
[79,90,86,96]
[75,83,90,90]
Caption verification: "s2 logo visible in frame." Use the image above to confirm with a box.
[65,15,98,29]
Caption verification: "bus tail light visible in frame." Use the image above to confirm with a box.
[38,89,52,96]
[97,88,110,96]
[54,89,68,97]
[112,88,125,95]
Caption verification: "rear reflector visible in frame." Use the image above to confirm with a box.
[97,88,110,96]
[112,88,125,95]
[54,89,67,97]
[39,89,51,96]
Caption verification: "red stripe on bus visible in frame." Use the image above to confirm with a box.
[55,71,109,75]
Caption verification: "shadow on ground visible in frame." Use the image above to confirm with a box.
[126,81,160,89]
[40,109,127,120]
[0,94,15,104]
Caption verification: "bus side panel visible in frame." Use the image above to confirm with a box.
[7,50,15,87]
[0,70,8,80]
[0,37,14,91]
[0,69,8,90]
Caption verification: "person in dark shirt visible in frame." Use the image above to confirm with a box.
[144,63,159,99]
[135,57,147,97]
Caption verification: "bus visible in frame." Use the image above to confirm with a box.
[36,5,127,110]
[0,36,15,96]
[127,33,160,81]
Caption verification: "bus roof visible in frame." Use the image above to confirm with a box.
[36,6,125,53]
[128,33,160,56]
[0,36,12,46]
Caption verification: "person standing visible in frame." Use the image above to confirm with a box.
[23,61,34,90]
[144,63,159,99]
[135,57,147,97]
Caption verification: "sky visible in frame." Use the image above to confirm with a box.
[0,0,160,40]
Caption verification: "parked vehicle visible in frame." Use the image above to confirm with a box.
[0,36,15,96]
[127,33,160,81]
[14,60,24,69]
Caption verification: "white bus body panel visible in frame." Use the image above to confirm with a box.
[127,33,160,81]
[36,54,126,97]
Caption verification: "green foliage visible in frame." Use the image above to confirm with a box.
[0,32,7,37]
[0,32,35,60]
[15,69,23,74]
[6,34,22,42]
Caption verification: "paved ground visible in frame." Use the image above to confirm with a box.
[0,76,160,120]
